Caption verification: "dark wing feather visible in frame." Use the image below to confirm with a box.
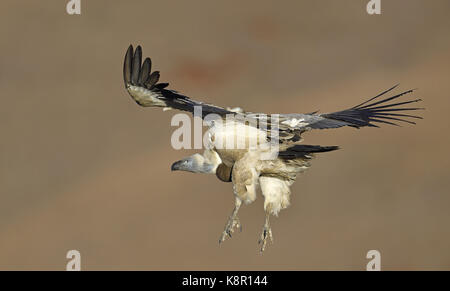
[146,71,160,87]
[123,45,232,118]
[312,86,423,129]
[123,45,133,85]
[131,46,142,85]
[139,58,151,84]
[279,145,339,160]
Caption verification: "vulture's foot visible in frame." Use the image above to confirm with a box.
[258,215,273,253]
[219,216,242,244]
[219,198,242,244]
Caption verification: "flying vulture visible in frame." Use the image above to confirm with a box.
[123,45,423,252]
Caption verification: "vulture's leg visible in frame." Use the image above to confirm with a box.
[258,211,273,253]
[258,176,292,252]
[219,197,242,244]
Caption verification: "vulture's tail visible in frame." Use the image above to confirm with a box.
[279,145,339,160]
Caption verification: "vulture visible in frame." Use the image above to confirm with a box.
[123,45,423,252]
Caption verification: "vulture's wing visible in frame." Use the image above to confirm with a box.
[278,85,423,131]
[124,45,233,118]
[124,45,423,138]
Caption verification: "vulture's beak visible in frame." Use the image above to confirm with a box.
[171,156,196,172]
[171,160,183,171]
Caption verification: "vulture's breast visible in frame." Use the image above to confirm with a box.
[207,120,268,165]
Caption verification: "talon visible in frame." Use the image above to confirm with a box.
[258,223,273,253]
[218,216,242,244]
[234,217,242,233]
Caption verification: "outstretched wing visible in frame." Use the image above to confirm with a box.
[124,45,423,139]
[278,85,423,131]
[123,45,233,118]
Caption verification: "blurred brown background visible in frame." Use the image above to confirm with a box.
[0,0,449,270]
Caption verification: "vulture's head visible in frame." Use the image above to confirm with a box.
[171,154,216,174]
